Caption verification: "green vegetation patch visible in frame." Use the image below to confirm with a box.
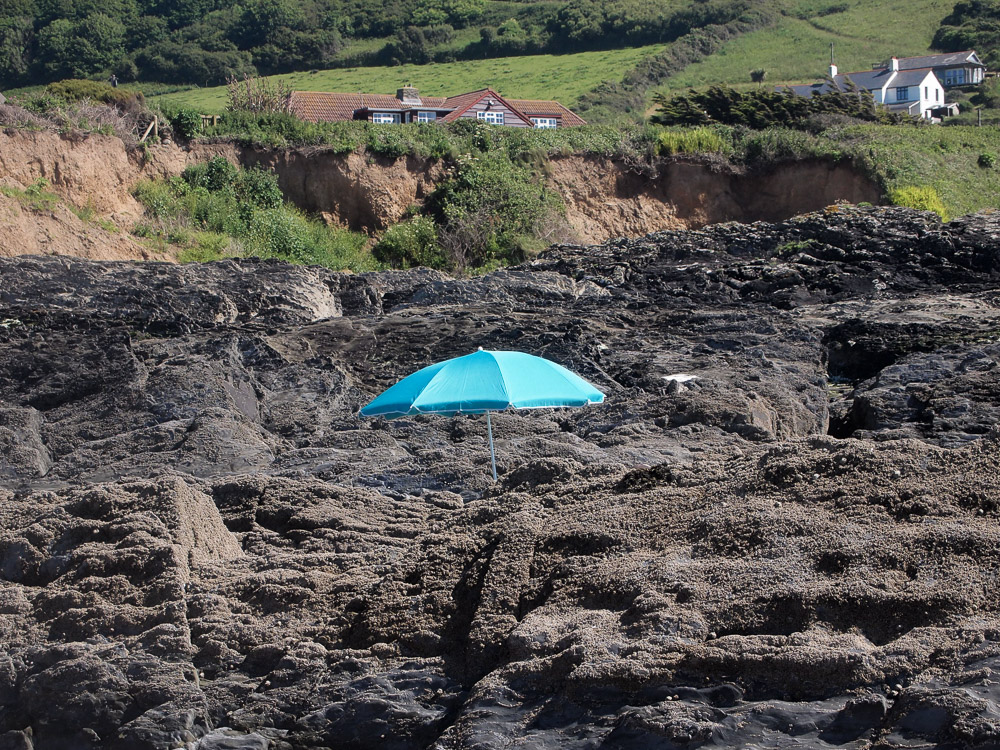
[0,178,62,211]
[828,124,1000,219]
[133,157,377,271]
[934,0,1000,68]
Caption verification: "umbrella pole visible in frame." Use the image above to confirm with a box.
[487,412,497,481]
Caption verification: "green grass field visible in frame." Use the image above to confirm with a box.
[834,124,1000,218]
[654,0,951,96]
[152,45,667,113]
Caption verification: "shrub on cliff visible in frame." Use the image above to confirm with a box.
[164,107,203,141]
[183,157,239,194]
[46,79,143,109]
[424,150,564,270]
[889,186,949,222]
[182,157,283,210]
[134,161,377,271]
[373,216,444,268]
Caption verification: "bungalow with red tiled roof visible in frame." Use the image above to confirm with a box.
[289,86,586,128]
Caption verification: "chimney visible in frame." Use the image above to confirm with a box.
[890,57,899,72]
[829,63,838,77]
[396,85,421,105]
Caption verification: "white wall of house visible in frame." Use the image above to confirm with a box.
[873,71,944,119]
[912,72,946,118]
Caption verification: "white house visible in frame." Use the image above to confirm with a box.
[787,57,947,120]
[887,51,986,87]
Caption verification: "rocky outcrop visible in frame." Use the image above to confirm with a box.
[1,206,999,749]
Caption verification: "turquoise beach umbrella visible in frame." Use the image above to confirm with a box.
[359,348,605,480]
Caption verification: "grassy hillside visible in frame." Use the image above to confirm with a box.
[152,44,667,112]
[0,0,740,91]
[149,0,961,122]
[654,0,953,95]
[839,124,1000,218]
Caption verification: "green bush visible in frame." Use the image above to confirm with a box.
[373,216,443,268]
[183,157,240,194]
[234,166,284,209]
[424,150,563,270]
[979,152,996,169]
[736,127,826,165]
[166,107,202,140]
[365,127,414,158]
[657,126,728,156]
[889,186,949,222]
[46,79,142,108]
[245,208,311,262]
[133,179,182,219]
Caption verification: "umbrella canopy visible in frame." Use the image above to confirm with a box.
[359,348,604,479]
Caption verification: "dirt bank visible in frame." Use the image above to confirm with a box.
[546,155,883,243]
[188,143,445,233]
[190,143,882,242]
[0,131,882,257]
[0,130,182,261]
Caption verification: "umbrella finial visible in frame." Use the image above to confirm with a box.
[477,346,484,351]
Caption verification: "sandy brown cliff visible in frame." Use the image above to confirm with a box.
[0,130,882,260]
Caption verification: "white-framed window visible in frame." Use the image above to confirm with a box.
[371,112,400,124]
[935,88,940,101]
[416,111,437,123]
[477,110,504,125]
[531,117,558,129]
[895,86,909,101]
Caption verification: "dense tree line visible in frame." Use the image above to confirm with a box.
[0,0,753,89]
[933,0,1000,68]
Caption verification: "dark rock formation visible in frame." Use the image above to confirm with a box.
[1,205,999,749]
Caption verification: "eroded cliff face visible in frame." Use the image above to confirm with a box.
[0,130,184,217]
[189,143,882,242]
[546,155,883,243]
[0,131,883,259]
[188,143,445,233]
[0,130,183,260]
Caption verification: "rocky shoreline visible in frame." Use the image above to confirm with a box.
[1,205,999,749]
